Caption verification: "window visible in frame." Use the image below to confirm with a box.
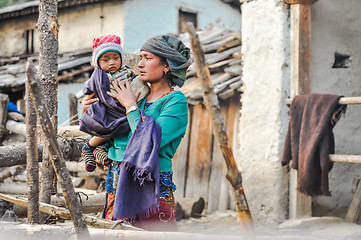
[179,10,197,33]
[25,29,34,54]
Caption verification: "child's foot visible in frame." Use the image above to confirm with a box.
[82,142,96,172]
[93,145,111,166]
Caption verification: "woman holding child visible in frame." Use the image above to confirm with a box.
[81,34,191,231]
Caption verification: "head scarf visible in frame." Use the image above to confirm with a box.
[141,35,192,87]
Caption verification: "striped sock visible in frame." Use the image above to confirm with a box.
[82,142,96,172]
[94,145,111,166]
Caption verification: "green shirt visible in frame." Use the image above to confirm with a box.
[108,90,188,172]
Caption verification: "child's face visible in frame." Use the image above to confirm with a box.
[98,51,122,73]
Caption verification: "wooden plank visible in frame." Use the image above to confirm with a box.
[203,31,241,53]
[173,106,192,198]
[185,104,213,200]
[345,181,361,223]
[207,100,229,211]
[289,3,313,218]
[206,46,242,65]
[226,95,241,211]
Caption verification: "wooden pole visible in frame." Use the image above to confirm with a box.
[186,22,253,233]
[25,77,40,224]
[26,59,90,238]
[68,93,79,126]
[0,93,9,141]
[38,0,59,215]
[284,0,318,218]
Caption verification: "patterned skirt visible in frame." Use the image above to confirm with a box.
[103,161,178,231]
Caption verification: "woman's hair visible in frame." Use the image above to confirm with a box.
[159,56,176,87]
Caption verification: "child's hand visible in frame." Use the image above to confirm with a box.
[107,80,140,110]
[80,93,99,116]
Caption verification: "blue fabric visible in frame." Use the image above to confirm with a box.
[159,172,176,197]
[8,102,21,114]
[80,68,130,137]
[113,109,162,221]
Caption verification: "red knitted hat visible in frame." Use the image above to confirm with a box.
[92,35,124,68]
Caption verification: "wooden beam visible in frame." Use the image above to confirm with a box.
[284,0,318,5]
[288,2,313,219]
[329,154,361,164]
[286,96,361,105]
[290,3,312,96]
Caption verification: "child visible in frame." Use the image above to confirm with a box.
[80,35,149,172]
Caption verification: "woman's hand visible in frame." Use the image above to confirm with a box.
[80,93,99,116]
[107,80,140,110]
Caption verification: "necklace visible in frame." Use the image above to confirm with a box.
[146,88,174,108]
[159,88,174,98]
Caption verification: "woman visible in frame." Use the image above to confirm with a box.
[81,35,191,231]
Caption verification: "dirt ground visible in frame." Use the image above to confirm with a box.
[1,210,361,240]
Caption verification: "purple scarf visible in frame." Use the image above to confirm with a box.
[113,110,162,221]
[80,68,130,138]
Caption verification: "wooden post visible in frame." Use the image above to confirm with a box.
[38,0,59,214]
[186,22,253,233]
[0,93,9,141]
[26,59,90,238]
[284,0,318,218]
[25,73,40,224]
[68,93,79,125]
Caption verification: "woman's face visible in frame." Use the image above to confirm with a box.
[98,51,122,73]
[138,51,168,83]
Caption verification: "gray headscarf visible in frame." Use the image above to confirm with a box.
[141,35,192,87]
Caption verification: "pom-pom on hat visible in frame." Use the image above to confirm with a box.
[92,35,124,68]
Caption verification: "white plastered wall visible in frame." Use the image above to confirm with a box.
[58,2,125,53]
[238,0,290,224]
[0,15,38,56]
